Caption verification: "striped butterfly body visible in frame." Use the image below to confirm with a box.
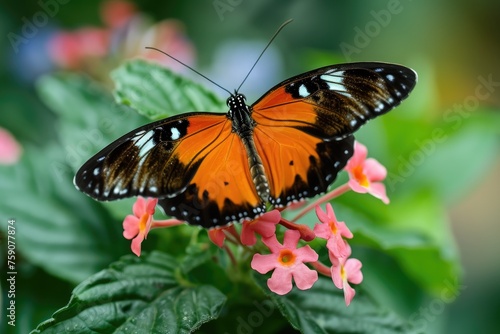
[74,62,417,228]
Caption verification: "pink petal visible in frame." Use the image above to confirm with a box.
[292,264,318,290]
[251,253,279,274]
[261,234,282,253]
[343,282,356,306]
[132,197,147,217]
[123,215,139,239]
[144,198,158,215]
[251,210,280,237]
[267,268,293,295]
[345,258,363,284]
[346,141,367,170]
[208,228,226,248]
[329,244,351,266]
[294,245,319,263]
[325,203,337,222]
[131,233,145,257]
[282,229,301,250]
[144,215,154,236]
[368,182,390,204]
[315,205,330,225]
[348,176,370,193]
[364,158,387,182]
[0,128,22,165]
[331,264,343,289]
[240,222,257,246]
[326,236,350,259]
[313,221,331,239]
[337,221,353,239]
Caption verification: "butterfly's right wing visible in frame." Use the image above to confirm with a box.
[251,62,417,206]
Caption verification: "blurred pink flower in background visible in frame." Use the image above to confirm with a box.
[101,0,137,28]
[47,0,195,80]
[49,28,109,69]
[0,128,22,165]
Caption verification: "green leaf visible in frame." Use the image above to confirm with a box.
[111,59,226,120]
[334,189,461,295]
[255,275,408,334]
[0,145,127,283]
[32,252,226,334]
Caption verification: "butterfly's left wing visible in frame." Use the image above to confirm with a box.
[251,62,416,205]
[74,113,265,228]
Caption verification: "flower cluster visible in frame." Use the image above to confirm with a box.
[122,141,389,306]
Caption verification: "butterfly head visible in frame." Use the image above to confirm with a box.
[226,93,249,119]
[227,93,247,109]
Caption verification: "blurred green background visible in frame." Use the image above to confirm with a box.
[1,0,499,333]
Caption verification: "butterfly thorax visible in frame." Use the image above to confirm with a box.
[226,93,270,203]
[227,94,256,136]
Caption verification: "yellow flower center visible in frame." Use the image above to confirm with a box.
[278,249,296,267]
[330,221,338,235]
[340,264,346,281]
[138,213,150,234]
[353,165,370,187]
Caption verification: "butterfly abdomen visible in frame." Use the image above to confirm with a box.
[228,94,271,203]
[242,135,270,202]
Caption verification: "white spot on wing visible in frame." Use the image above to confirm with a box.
[320,71,351,97]
[374,102,385,113]
[134,132,154,157]
[170,127,181,140]
[386,74,395,81]
[298,84,310,97]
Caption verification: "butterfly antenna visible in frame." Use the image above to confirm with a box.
[236,19,293,93]
[145,46,232,96]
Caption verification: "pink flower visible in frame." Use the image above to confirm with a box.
[208,225,237,248]
[241,210,281,246]
[123,197,183,256]
[331,256,363,306]
[345,141,390,204]
[100,0,136,28]
[49,28,109,69]
[251,230,319,295]
[140,20,196,72]
[0,128,22,165]
[123,197,157,256]
[313,204,353,260]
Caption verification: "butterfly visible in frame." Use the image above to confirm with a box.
[74,62,417,228]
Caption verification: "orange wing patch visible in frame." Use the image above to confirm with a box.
[159,116,264,228]
[253,119,354,206]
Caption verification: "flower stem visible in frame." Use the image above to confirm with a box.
[279,218,315,241]
[291,183,351,222]
[151,218,185,228]
[310,261,332,277]
[223,244,238,266]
